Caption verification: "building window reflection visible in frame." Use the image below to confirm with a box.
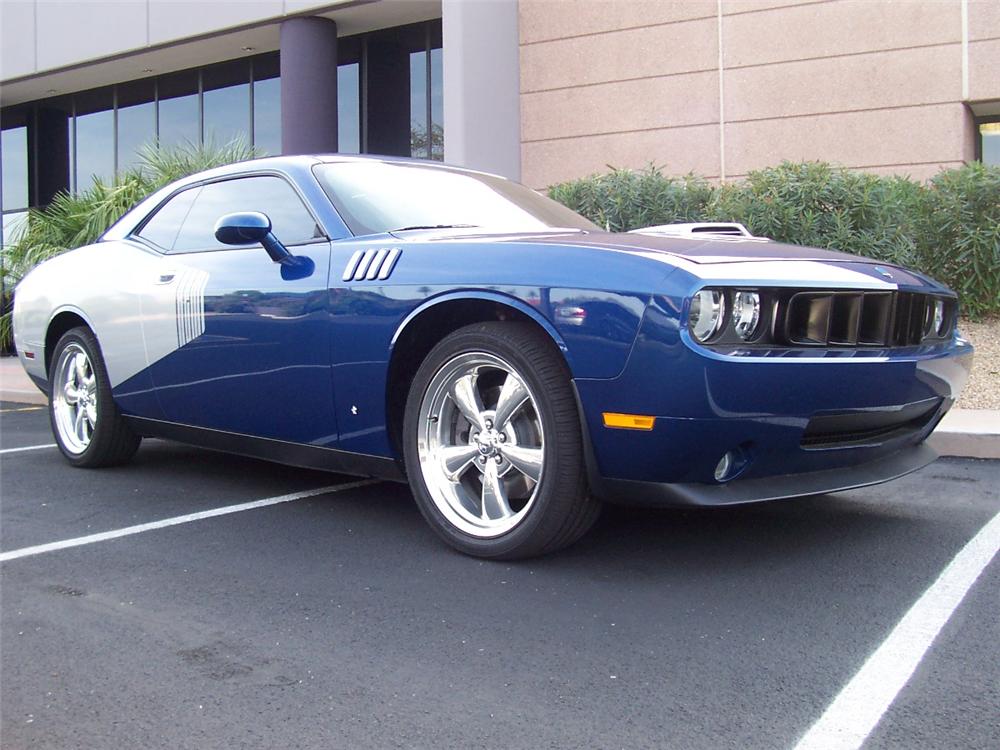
[1,124,29,211]
[409,24,444,160]
[158,70,200,149]
[979,120,1000,166]
[116,79,156,172]
[339,63,361,154]
[252,54,281,156]
[1,120,30,251]
[74,88,114,189]
[203,61,250,147]
[0,19,443,211]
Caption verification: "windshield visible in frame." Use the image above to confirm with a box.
[314,161,599,236]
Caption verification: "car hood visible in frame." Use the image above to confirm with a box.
[390,228,870,265]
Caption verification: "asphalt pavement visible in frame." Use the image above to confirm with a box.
[1,401,998,749]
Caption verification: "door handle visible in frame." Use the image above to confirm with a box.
[154,271,176,285]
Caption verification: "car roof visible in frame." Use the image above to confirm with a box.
[101,154,507,242]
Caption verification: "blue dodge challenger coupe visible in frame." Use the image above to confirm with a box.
[12,155,973,558]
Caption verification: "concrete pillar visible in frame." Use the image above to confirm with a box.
[442,0,521,180]
[280,17,338,155]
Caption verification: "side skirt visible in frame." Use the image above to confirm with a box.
[124,416,405,482]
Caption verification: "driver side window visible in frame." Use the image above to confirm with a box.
[138,175,323,253]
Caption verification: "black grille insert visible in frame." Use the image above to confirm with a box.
[785,291,954,348]
[801,398,942,448]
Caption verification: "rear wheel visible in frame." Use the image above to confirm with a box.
[403,322,600,559]
[49,327,141,467]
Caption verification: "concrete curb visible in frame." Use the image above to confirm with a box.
[3,356,998,460]
[928,409,1000,460]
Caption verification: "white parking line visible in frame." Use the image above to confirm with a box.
[793,510,1000,750]
[0,480,380,563]
[0,443,57,455]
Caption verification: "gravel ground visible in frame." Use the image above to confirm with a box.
[957,317,1000,410]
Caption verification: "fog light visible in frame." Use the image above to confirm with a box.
[714,452,734,482]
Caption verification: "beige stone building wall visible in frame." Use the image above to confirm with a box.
[519,0,1000,189]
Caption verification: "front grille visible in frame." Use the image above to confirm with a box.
[801,398,942,449]
[784,291,954,348]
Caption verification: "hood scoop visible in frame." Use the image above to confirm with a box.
[630,222,767,240]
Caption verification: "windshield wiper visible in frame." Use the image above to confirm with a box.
[389,224,480,232]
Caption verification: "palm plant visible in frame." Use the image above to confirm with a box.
[1,139,258,348]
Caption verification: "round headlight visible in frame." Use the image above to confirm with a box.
[732,291,761,340]
[690,289,725,342]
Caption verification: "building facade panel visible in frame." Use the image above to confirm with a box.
[720,0,819,15]
[725,103,969,176]
[0,1,36,80]
[724,45,961,123]
[969,0,1000,41]
[147,0,285,46]
[721,0,961,69]
[35,0,149,72]
[519,0,715,45]
[522,124,720,190]
[520,17,717,93]
[522,71,719,143]
[968,38,1000,102]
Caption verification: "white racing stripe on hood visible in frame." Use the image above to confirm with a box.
[636,254,899,290]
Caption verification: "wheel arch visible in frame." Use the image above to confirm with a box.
[384,292,572,459]
[45,307,95,376]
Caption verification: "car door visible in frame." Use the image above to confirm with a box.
[133,173,338,446]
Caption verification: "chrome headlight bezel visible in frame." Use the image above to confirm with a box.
[689,289,727,343]
[731,290,762,341]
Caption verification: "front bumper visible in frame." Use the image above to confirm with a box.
[573,297,973,504]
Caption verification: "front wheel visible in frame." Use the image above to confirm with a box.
[49,327,141,468]
[403,322,600,559]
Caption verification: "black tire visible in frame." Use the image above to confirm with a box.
[403,322,600,559]
[48,327,141,468]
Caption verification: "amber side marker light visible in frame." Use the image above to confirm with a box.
[602,413,656,431]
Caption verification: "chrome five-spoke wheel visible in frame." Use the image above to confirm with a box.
[48,327,141,467]
[417,352,544,538]
[52,343,98,454]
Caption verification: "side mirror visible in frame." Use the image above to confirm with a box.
[214,211,293,264]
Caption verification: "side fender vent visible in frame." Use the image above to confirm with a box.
[343,247,402,282]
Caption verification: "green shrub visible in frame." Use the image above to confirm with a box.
[0,140,258,347]
[548,165,714,232]
[549,160,1000,318]
[914,162,1000,319]
[707,161,924,268]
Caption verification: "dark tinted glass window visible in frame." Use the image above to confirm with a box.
[117,80,156,171]
[74,88,114,188]
[252,54,281,156]
[136,187,200,250]
[203,61,250,147]
[171,176,321,252]
[338,63,360,153]
[981,121,1000,166]
[1,125,29,211]
[315,162,598,236]
[158,71,199,148]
